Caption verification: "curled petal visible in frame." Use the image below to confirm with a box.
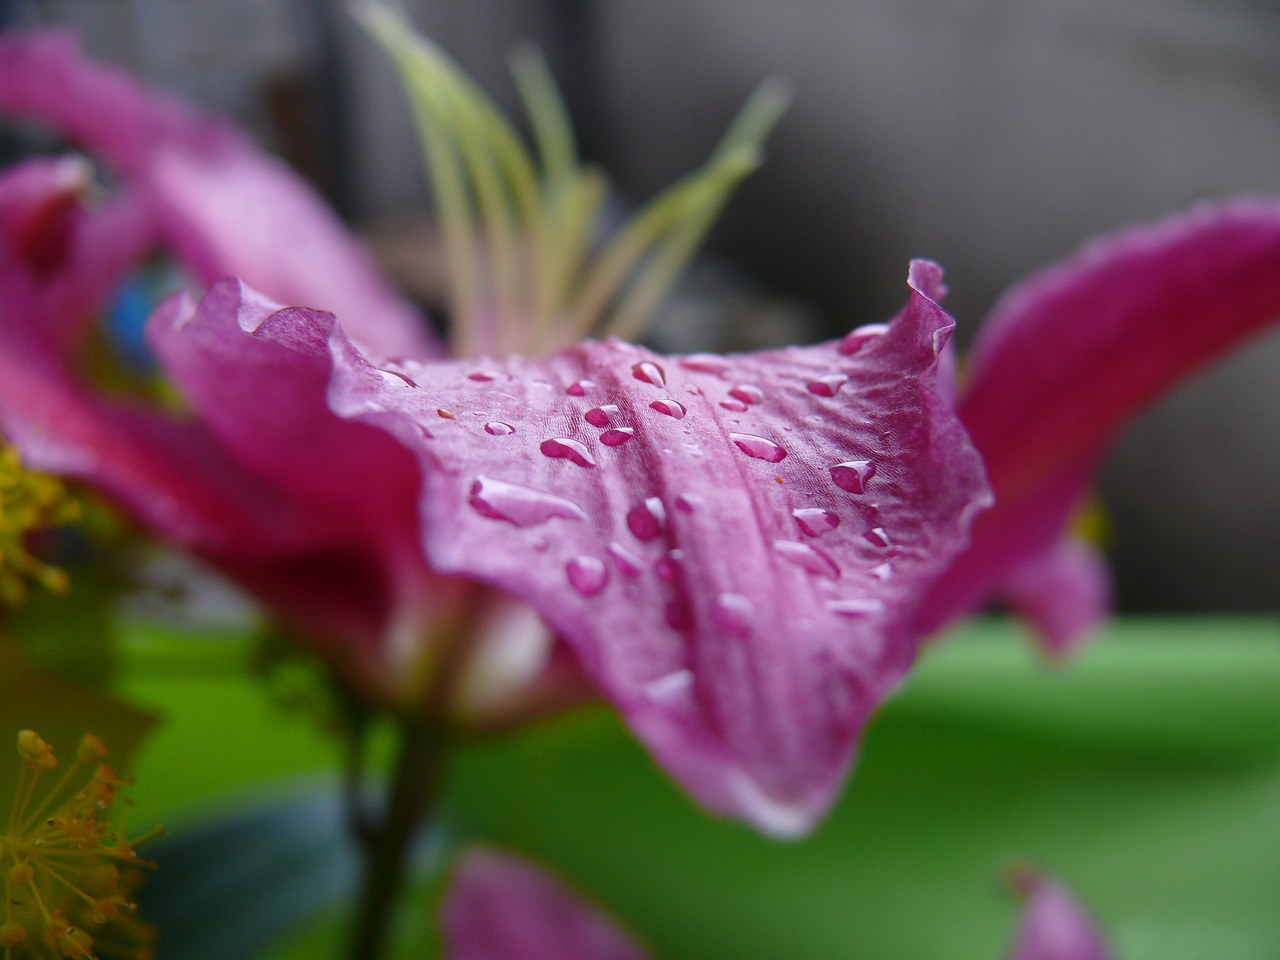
[922,199,1280,640]
[306,260,990,834]
[999,538,1110,660]
[0,30,437,360]
[443,848,651,960]
[1006,867,1113,960]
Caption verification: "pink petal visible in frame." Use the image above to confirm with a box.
[443,848,651,960]
[922,199,1280,641]
[0,30,437,361]
[999,538,1110,660]
[1006,868,1113,960]
[306,260,990,834]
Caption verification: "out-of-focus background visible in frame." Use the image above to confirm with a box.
[3,0,1278,615]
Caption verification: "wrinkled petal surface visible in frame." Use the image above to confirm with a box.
[0,30,436,360]
[922,199,1280,644]
[443,848,651,960]
[286,260,989,833]
[1007,870,1113,960]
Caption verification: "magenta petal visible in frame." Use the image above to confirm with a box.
[923,199,1280,639]
[0,30,437,360]
[999,538,1110,659]
[145,280,444,658]
[443,848,651,960]
[317,260,989,834]
[1006,869,1113,960]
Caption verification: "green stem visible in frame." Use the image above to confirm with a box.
[344,716,451,960]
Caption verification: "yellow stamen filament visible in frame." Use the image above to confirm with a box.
[2,731,157,960]
[0,445,80,610]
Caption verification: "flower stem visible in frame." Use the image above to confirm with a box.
[345,716,450,960]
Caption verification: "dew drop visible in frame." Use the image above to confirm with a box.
[566,379,594,396]
[838,323,889,355]
[540,437,596,468]
[792,507,840,537]
[730,433,787,463]
[645,669,693,702]
[627,497,667,541]
[566,555,609,596]
[830,459,876,493]
[728,384,765,405]
[825,597,885,617]
[469,476,586,527]
[608,542,644,577]
[870,562,893,581]
[600,427,636,447]
[864,527,892,548]
[649,398,687,419]
[675,494,702,513]
[719,398,748,412]
[806,373,849,397]
[584,404,620,427]
[679,354,733,376]
[468,370,499,382]
[378,368,418,388]
[774,540,840,578]
[713,593,754,637]
[655,552,683,581]
[632,360,666,387]
[484,421,515,436]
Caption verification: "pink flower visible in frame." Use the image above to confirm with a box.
[438,848,1112,960]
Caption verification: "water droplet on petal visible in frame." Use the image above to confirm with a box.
[608,542,644,576]
[728,384,765,405]
[585,404,620,427]
[437,408,456,419]
[825,598,886,617]
[774,540,840,578]
[807,373,849,397]
[484,421,515,436]
[731,433,787,463]
[566,555,609,596]
[378,368,418,388]
[713,593,754,637]
[468,370,499,382]
[838,323,889,355]
[679,354,733,376]
[649,398,687,419]
[792,507,840,537]
[632,360,666,386]
[831,459,876,493]
[627,497,667,541]
[864,527,892,548]
[675,494,702,513]
[540,437,596,468]
[655,552,683,581]
[719,398,748,412]
[566,379,594,396]
[600,427,636,447]
[645,669,693,702]
[469,476,586,527]
[869,562,893,581]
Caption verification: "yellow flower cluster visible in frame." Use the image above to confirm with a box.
[1,731,158,959]
[0,446,81,609]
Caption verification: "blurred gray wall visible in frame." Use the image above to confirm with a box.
[7,0,1279,613]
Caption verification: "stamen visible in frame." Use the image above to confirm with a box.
[1,732,157,959]
[0,444,81,610]
[358,1,787,357]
